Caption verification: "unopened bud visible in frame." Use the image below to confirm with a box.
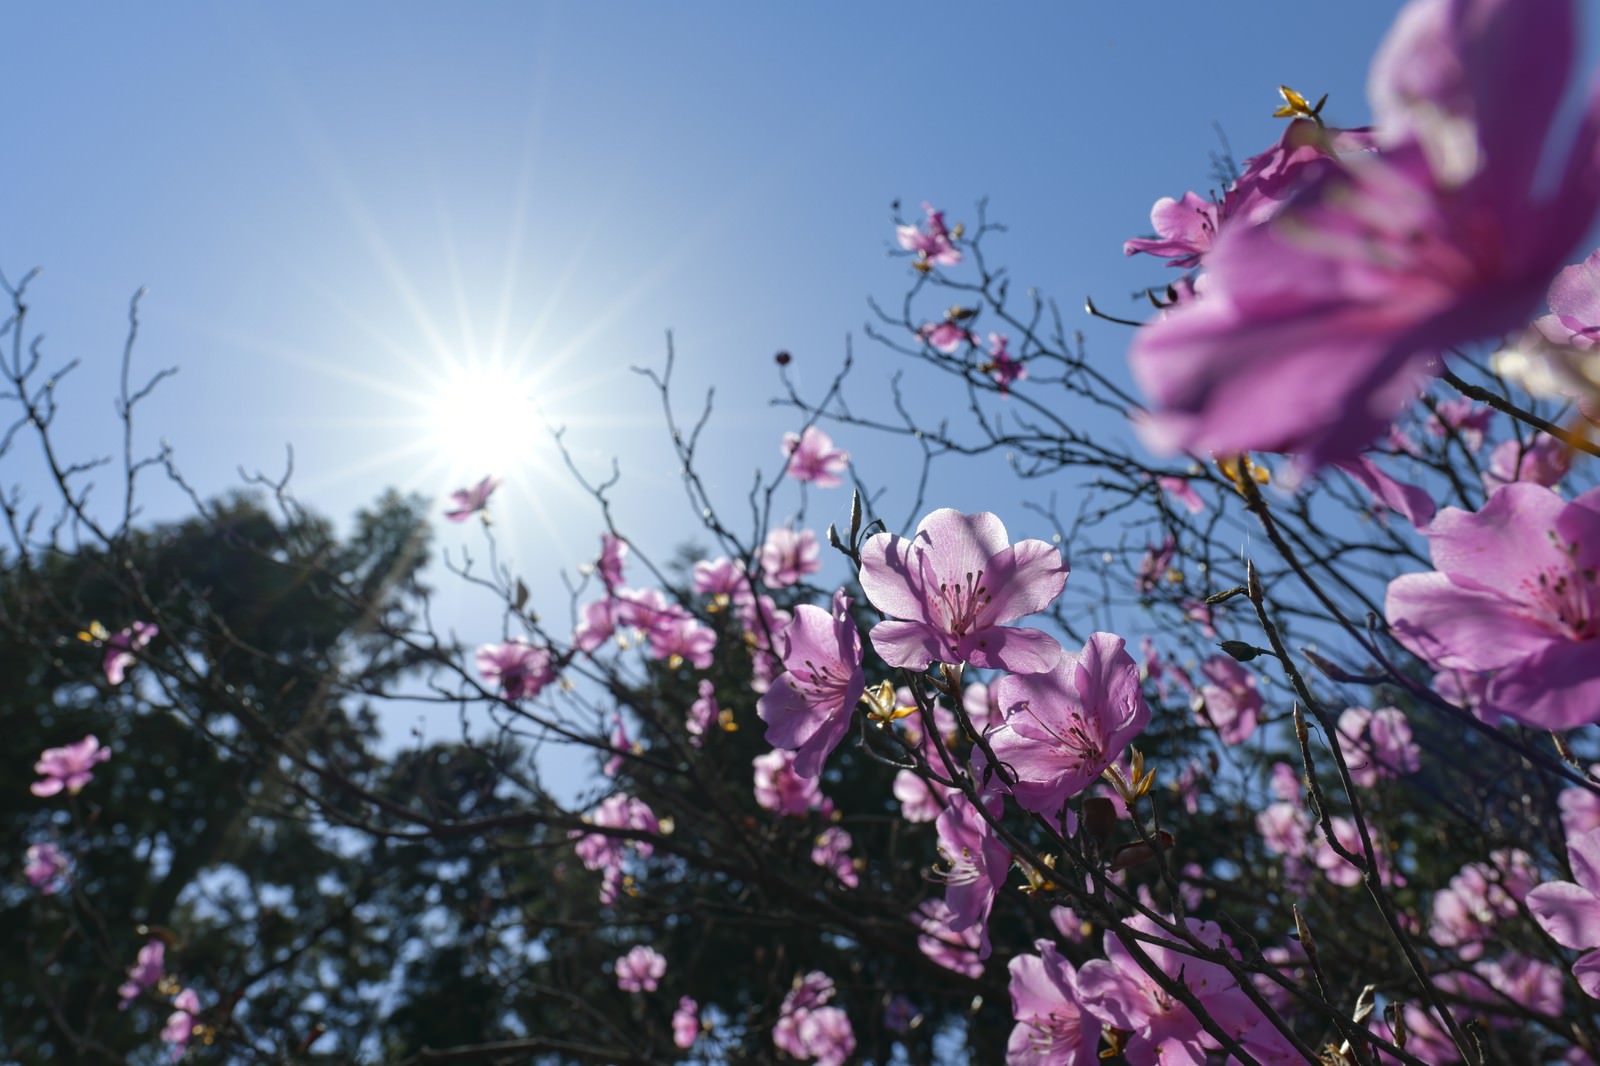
[1218,640,1267,662]
[1246,558,1263,603]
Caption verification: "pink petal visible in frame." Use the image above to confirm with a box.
[1527,881,1600,950]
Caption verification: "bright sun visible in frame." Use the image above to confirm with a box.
[426,361,544,477]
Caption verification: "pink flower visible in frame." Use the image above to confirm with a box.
[118,939,166,1009]
[982,333,1027,394]
[614,945,666,993]
[103,621,157,685]
[475,639,555,701]
[933,791,1009,959]
[753,749,824,816]
[1006,938,1100,1065]
[1312,816,1403,888]
[759,527,821,589]
[1130,0,1600,468]
[31,735,111,798]
[859,509,1068,674]
[917,321,972,353]
[893,769,946,823]
[1135,536,1175,595]
[782,426,849,488]
[444,475,500,521]
[161,988,201,1058]
[757,590,864,779]
[1335,706,1420,787]
[672,996,700,1049]
[1561,767,1600,841]
[1527,825,1600,999]
[691,555,746,600]
[1157,475,1205,514]
[1124,190,1220,269]
[1482,434,1573,491]
[687,679,717,746]
[596,533,628,590]
[915,899,983,979]
[897,201,962,268]
[1386,483,1600,729]
[984,633,1151,819]
[23,843,69,895]
[773,971,856,1066]
[811,825,858,888]
[1426,397,1494,452]
[1194,656,1261,745]
[1431,849,1538,960]
[572,794,659,904]
[1333,456,1437,529]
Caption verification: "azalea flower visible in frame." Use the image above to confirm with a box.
[103,621,158,685]
[1005,938,1101,1065]
[1335,706,1421,787]
[596,533,628,590]
[782,426,849,488]
[897,201,962,268]
[933,791,1010,959]
[614,945,667,993]
[672,996,700,1049]
[984,632,1151,819]
[759,527,822,589]
[474,639,555,701]
[686,679,717,746]
[752,748,825,815]
[161,988,201,1058]
[118,939,166,1009]
[756,589,864,778]
[858,508,1068,674]
[1194,656,1262,745]
[1527,826,1600,999]
[1157,475,1205,514]
[811,826,858,888]
[982,333,1027,394]
[773,971,856,1066]
[31,735,111,797]
[1482,434,1572,492]
[917,321,971,353]
[443,474,500,522]
[1129,0,1600,468]
[915,898,984,978]
[23,843,70,895]
[1386,483,1600,729]
[1333,456,1437,529]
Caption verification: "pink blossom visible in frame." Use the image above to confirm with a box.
[23,843,69,895]
[1124,190,1220,269]
[811,826,858,888]
[984,632,1151,819]
[602,715,635,778]
[1426,397,1494,452]
[1312,816,1403,889]
[759,527,821,589]
[1430,849,1538,960]
[1269,761,1300,802]
[1005,938,1100,1065]
[31,735,111,798]
[773,971,856,1066]
[1257,802,1311,858]
[1561,768,1600,841]
[596,533,628,590]
[103,621,158,685]
[572,794,659,903]
[1194,656,1261,745]
[444,475,500,521]
[1129,0,1600,469]
[753,749,824,815]
[613,945,666,993]
[982,333,1027,394]
[692,555,746,601]
[1157,475,1205,514]
[572,597,620,652]
[782,426,849,488]
[893,769,945,823]
[161,988,201,1058]
[1482,434,1573,491]
[897,201,961,267]
[118,939,166,1009]
[933,791,1009,959]
[686,679,717,746]
[672,996,700,1049]
[756,589,863,778]
[915,898,983,979]
[1335,706,1420,787]
[475,639,555,701]
[1134,536,1174,595]
[1528,826,1600,999]
[1386,483,1600,729]
[1332,456,1437,529]
[917,321,972,353]
[859,508,1068,674]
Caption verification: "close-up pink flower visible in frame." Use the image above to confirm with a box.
[1527,826,1600,999]
[1005,937,1100,1065]
[756,589,864,779]
[782,426,849,488]
[859,508,1068,674]
[31,734,112,798]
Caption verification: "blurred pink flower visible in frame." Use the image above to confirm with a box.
[118,939,166,1009]
[161,988,201,1058]
[811,826,858,888]
[915,898,983,979]
[475,639,555,701]
[103,620,158,685]
[917,321,971,353]
[773,971,856,1066]
[1528,825,1600,999]
[31,735,111,797]
[1195,656,1261,745]
[1482,434,1573,491]
[759,527,821,589]
[672,996,700,1049]
[23,843,69,895]
[444,474,500,521]
[982,333,1027,395]
[782,426,849,488]
[753,748,824,816]
[614,945,666,993]
[897,201,961,268]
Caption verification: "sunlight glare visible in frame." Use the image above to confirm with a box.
[428,361,543,476]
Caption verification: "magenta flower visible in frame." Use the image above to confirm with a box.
[915,898,983,978]
[691,555,746,600]
[1157,475,1205,514]
[1482,433,1572,491]
[475,639,555,701]
[811,826,858,888]
[982,333,1028,395]
[1194,656,1262,746]
[773,971,856,1066]
[161,988,201,1058]
[757,589,864,779]
[1335,706,1420,787]
[1006,938,1100,1066]
[614,945,667,993]
[686,679,717,746]
[1130,0,1600,468]
[1124,190,1219,269]
[782,426,849,488]
[1426,397,1494,452]
[596,533,628,590]
[444,474,500,522]
[917,321,972,353]
[1333,456,1437,529]
[984,633,1151,819]
[103,621,157,685]
[897,201,962,268]
[753,748,824,815]
[759,527,822,589]
[672,996,700,1049]
[1387,483,1600,729]
[1528,826,1600,999]
[893,769,946,823]
[1430,848,1538,960]
[23,843,69,895]
[859,509,1068,674]
[1135,536,1175,595]
[934,791,1010,959]
[118,939,166,1009]
[31,735,111,798]
[1312,816,1403,889]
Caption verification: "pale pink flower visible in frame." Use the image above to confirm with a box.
[1482,434,1573,491]
[1335,706,1421,787]
[614,945,666,993]
[1157,475,1205,514]
[118,939,166,1009]
[1006,938,1100,1066]
[672,996,700,1049]
[596,533,628,590]
[933,791,1009,959]
[23,843,69,895]
[811,826,858,888]
[896,201,962,267]
[917,321,972,353]
[782,426,849,488]
[686,679,717,746]
[757,589,864,778]
[773,971,856,1066]
[915,898,983,979]
[753,748,824,816]
[31,735,111,797]
[161,988,201,1058]
[103,621,158,685]
[1194,656,1261,745]
[982,333,1027,395]
[444,475,500,521]
[759,527,822,589]
[1528,826,1600,999]
[475,639,555,701]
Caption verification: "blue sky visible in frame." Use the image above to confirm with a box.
[9,2,1592,745]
